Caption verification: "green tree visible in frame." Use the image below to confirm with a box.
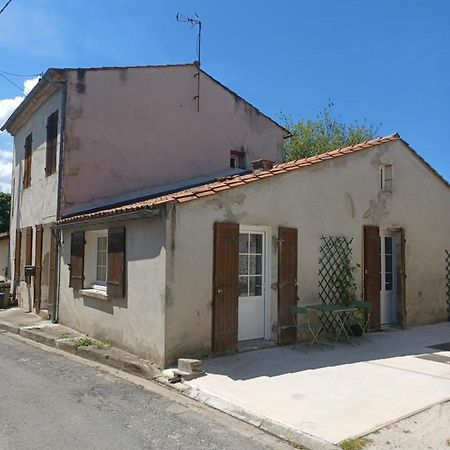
[0,192,11,233]
[282,101,379,161]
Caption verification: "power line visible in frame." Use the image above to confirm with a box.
[0,69,41,77]
[0,71,24,94]
[0,0,13,16]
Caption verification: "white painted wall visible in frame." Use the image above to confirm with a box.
[62,65,286,215]
[58,216,167,366]
[166,140,450,364]
[10,90,62,310]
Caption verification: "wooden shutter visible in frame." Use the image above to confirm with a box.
[107,227,126,298]
[33,225,43,310]
[70,231,85,289]
[23,133,32,188]
[14,229,22,281]
[363,225,381,330]
[48,230,57,315]
[46,111,58,176]
[399,228,407,328]
[278,227,298,344]
[25,226,33,284]
[212,222,239,354]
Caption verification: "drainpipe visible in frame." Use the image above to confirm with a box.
[51,78,67,323]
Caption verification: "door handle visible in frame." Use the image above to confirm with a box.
[215,288,223,294]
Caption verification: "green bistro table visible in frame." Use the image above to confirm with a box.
[305,304,357,345]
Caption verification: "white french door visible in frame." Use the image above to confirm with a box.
[238,229,267,341]
[380,233,397,325]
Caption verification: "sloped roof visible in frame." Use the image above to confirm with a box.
[58,133,421,225]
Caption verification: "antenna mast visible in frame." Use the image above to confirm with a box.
[176,13,202,112]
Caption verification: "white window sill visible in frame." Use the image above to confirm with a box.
[80,288,108,300]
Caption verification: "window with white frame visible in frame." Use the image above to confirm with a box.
[96,235,108,286]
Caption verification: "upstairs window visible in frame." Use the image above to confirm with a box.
[380,164,393,193]
[230,150,246,169]
[46,110,58,176]
[96,235,108,288]
[23,133,32,189]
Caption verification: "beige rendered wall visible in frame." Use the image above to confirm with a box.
[0,237,9,280]
[61,65,286,216]
[58,216,167,366]
[166,140,450,364]
[10,90,62,310]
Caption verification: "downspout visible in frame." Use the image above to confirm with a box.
[51,79,67,323]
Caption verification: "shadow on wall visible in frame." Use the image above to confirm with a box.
[203,323,450,381]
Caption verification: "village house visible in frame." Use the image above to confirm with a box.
[1,63,287,319]
[56,134,450,366]
[2,65,450,369]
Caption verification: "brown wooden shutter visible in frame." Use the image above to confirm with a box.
[70,231,85,289]
[107,227,126,298]
[25,226,33,284]
[399,228,407,328]
[34,225,43,310]
[48,230,57,314]
[46,111,58,176]
[278,227,298,344]
[363,225,381,330]
[23,133,32,188]
[212,222,239,354]
[14,229,22,281]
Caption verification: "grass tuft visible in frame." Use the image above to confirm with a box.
[340,437,372,450]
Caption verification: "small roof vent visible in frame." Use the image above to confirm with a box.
[252,159,274,172]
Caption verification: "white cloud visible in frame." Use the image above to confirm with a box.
[23,77,40,95]
[0,76,39,192]
[0,148,12,193]
[0,96,24,130]
[0,76,41,131]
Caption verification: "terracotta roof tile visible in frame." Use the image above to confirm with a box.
[58,133,406,225]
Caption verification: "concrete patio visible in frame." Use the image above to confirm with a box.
[186,323,450,448]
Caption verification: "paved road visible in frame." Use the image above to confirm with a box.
[0,332,293,450]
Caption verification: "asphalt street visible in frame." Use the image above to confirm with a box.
[0,332,294,450]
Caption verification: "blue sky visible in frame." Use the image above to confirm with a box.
[0,0,449,192]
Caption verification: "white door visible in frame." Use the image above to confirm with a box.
[238,230,265,341]
[380,234,397,324]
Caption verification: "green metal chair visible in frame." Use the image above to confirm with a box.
[291,306,326,352]
[351,300,372,339]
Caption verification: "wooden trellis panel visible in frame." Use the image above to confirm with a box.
[318,235,354,331]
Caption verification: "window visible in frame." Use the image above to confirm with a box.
[230,150,246,169]
[23,133,32,188]
[380,164,393,193]
[239,232,264,297]
[46,110,58,176]
[95,235,108,288]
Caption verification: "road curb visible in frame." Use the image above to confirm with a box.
[0,321,161,382]
[183,386,340,450]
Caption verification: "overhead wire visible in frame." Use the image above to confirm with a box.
[0,0,13,16]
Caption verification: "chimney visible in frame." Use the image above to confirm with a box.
[252,159,275,172]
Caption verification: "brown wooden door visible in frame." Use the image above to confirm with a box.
[399,228,407,328]
[14,229,22,282]
[363,225,381,330]
[33,225,43,311]
[212,222,239,354]
[278,227,298,344]
[48,230,57,317]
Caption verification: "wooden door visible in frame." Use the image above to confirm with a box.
[14,229,21,282]
[278,227,298,344]
[399,228,407,328]
[33,225,43,311]
[48,230,57,318]
[363,225,381,330]
[212,222,239,354]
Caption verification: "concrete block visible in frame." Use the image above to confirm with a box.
[55,339,77,354]
[19,328,56,347]
[0,320,20,334]
[178,358,203,374]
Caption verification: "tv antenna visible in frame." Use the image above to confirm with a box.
[176,12,202,111]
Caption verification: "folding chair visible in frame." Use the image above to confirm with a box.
[291,306,326,352]
[352,300,372,339]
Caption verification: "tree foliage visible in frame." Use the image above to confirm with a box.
[282,101,379,161]
[0,192,11,234]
